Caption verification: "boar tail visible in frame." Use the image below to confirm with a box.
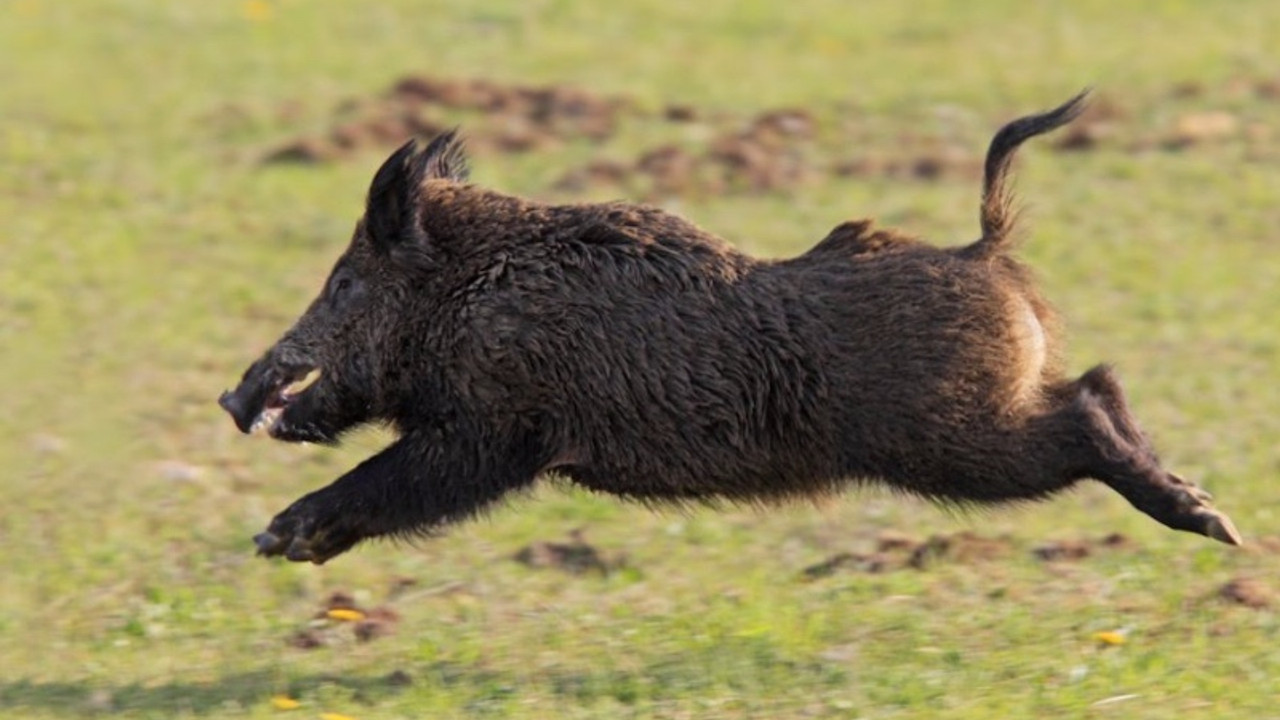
[965,90,1090,260]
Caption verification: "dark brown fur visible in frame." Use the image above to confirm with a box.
[220,93,1240,564]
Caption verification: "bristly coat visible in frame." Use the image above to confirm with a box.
[220,93,1240,564]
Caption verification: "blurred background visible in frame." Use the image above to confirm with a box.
[2,1,1278,717]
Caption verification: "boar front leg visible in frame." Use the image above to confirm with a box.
[254,429,542,564]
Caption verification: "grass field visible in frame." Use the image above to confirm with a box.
[3,1,1280,717]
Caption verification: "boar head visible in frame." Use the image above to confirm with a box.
[218,132,468,443]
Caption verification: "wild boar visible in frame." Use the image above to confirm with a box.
[220,91,1240,564]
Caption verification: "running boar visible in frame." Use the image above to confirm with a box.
[220,91,1240,564]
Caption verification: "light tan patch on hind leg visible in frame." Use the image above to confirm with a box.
[1006,295,1048,407]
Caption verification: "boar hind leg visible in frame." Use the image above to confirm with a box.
[1058,365,1241,545]
[255,430,541,564]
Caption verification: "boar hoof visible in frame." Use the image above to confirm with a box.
[254,531,289,556]
[254,501,360,564]
[285,539,320,564]
[1197,508,1243,547]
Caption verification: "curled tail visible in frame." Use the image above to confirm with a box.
[965,90,1090,259]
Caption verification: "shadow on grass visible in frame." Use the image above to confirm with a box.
[1,638,847,715]
[0,670,412,717]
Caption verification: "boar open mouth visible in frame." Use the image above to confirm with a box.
[249,368,323,434]
[220,366,322,436]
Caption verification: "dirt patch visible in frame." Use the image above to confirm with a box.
[264,109,446,164]
[803,529,1147,579]
[259,74,978,198]
[1032,532,1137,562]
[664,104,700,122]
[1030,539,1092,561]
[321,590,358,613]
[1164,111,1240,149]
[259,74,1280,199]
[287,628,326,650]
[802,529,1017,579]
[556,106,989,199]
[390,75,628,141]
[1255,78,1280,101]
[706,112,814,192]
[1054,94,1128,152]
[513,528,623,576]
[264,75,632,164]
[1051,84,1277,154]
[1218,576,1272,610]
[874,530,918,553]
[553,108,821,199]
[285,589,404,649]
[385,669,414,688]
[1242,535,1280,556]
[353,606,402,642]
[802,551,891,579]
[907,531,1015,569]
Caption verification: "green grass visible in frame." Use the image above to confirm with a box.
[3,1,1280,717]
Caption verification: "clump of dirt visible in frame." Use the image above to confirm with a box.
[635,144,707,196]
[1255,78,1280,101]
[873,530,918,553]
[264,107,447,164]
[832,143,980,182]
[513,528,623,576]
[288,628,326,649]
[321,590,358,613]
[802,529,1016,579]
[907,531,1015,569]
[664,104,700,122]
[1163,111,1240,150]
[1169,80,1207,99]
[259,73,1280,199]
[1032,532,1136,562]
[1218,576,1272,610]
[1160,75,1280,148]
[555,107,821,199]
[705,112,813,193]
[391,75,628,141]
[264,75,632,164]
[1054,94,1129,152]
[385,669,414,688]
[1242,535,1280,556]
[802,551,891,579]
[262,138,338,164]
[262,75,833,199]
[285,589,404,649]
[354,606,402,642]
[1030,539,1091,561]
[551,158,633,193]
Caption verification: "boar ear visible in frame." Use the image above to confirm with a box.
[418,129,469,183]
[365,139,424,251]
[365,131,469,251]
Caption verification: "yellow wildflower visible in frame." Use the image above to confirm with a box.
[1093,631,1126,646]
[270,695,300,710]
[326,608,366,622]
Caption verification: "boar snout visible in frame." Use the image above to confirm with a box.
[220,353,325,438]
[218,389,254,433]
[219,359,274,434]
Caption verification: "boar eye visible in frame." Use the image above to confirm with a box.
[327,271,361,308]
